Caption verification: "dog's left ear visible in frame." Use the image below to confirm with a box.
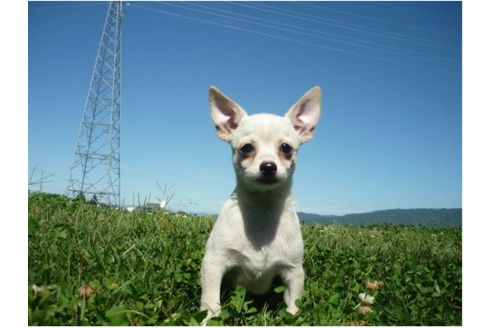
[286,87,322,143]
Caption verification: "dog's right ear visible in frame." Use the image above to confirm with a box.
[209,86,247,142]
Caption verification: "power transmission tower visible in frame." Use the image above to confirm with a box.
[67,1,124,206]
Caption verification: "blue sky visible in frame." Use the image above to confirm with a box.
[28,1,462,215]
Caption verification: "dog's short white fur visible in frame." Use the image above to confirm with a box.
[200,86,322,323]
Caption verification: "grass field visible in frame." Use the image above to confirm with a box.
[28,192,462,325]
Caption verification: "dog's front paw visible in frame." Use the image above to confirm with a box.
[286,304,299,316]
[200,306,221,326]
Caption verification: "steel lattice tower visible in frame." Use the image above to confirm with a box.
[68,1,123,206]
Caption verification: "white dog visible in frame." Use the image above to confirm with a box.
[200,86,322,323]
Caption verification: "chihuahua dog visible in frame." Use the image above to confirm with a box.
[200,86,322,323]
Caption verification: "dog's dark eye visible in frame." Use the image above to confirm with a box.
[280,143,293,154]
[240,143,255,154]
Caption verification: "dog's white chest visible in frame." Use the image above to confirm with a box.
[206,197,303,288]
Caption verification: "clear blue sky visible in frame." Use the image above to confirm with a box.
[28,1,462,215]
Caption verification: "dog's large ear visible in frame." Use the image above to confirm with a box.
[285,87,322,143]
[209,86,247,142]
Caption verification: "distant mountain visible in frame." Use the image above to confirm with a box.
[194,212,217,218]
[298,208,462,227]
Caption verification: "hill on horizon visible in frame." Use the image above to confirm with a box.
[298,208,462,227]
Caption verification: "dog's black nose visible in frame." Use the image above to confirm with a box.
[260,161,277,177]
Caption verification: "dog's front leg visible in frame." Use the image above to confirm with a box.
[200,259,225,324]
[282,266,305,315]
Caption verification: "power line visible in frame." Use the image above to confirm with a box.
[200,2,460,64]
[129,3,460,77]
[163,1,460,68]
[293,1,462,39]
[229,1,461,53]
[250,1,462,49]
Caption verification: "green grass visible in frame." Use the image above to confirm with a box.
[28,192,462,325]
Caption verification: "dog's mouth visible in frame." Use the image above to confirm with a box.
[253,175,281,186]
[241,174,287,192]
[256,176,278,184]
